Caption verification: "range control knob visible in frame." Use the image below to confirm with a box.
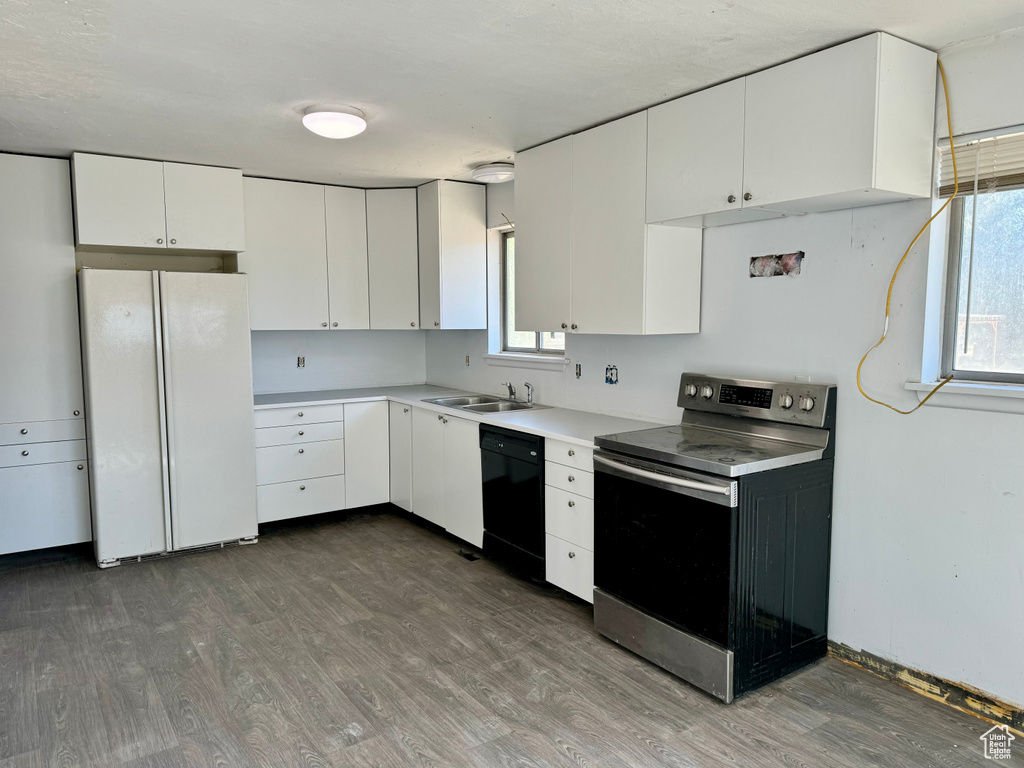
[778,394,794,409]
[700,385,714,400]
[684,383,698,397]
[799,396,816,412]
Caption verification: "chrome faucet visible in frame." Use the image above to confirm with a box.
[524,382,534,405]
[501,381,517,401]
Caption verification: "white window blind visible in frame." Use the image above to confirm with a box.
[938,129,1024,197]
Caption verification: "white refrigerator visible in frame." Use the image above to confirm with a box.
[79,269,258,567]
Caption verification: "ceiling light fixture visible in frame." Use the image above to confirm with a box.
[471,162,514,184]
[302,106,367,139]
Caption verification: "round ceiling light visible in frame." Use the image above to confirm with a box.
[471,162,514,184]
[302,106,367,139]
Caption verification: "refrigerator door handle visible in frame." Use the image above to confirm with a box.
[156,271,177,550]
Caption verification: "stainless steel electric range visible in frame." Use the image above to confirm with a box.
[592,373,837,703]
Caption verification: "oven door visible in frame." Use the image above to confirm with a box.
[594,451,738,649]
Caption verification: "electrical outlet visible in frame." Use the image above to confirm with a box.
[297,356,305,368]
[575,363,582,379]
[605,364,619,385]
[465,355,470,367]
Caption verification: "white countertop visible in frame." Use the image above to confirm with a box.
[253,384,663,446]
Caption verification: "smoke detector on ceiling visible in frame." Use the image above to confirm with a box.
[471,162,514,183]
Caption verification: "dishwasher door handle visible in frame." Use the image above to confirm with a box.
[593,454,736,504]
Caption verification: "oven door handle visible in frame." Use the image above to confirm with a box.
[593,454,734,498]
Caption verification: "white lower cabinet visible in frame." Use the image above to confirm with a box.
[543,438,595,603]
[343,402,390,508]
[409,406,483,547]
[256,475,346,525]
[389,402,413,512]
[255,440,345,486]
[0,460,91,556]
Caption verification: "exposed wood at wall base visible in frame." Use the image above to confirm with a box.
[828,641,1023,736]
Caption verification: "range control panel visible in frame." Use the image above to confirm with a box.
[677,373,836,429]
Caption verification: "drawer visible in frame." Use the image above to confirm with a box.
[545,438,593,471]
[545,486,594,550]
[254,421,345,448]
[0,419,85,447]
[257,474,346,524]
[0,440,87,469]
[545,534,594,604]
[255,439,344,485]
[545,461,594,499]
[253,403,345,429]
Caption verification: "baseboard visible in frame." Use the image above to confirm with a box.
[828,641,1023,736]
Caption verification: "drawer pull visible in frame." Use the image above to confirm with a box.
[74,410,81,416]
[568,475,575,482]
[77,464,84,470]
[403,408,409,413]
[568,500,575,507]
[568,551,576,559]
[299,485,306,491]
[297,411,304,417]
[20,428,28,435]
[298,430,304,436]
[21,450,29,456]
[568,449,575,457]
[298,448,305,454]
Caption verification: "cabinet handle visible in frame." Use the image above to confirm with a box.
[21,450,29,456]
[743,192,753,201]
[298,448,304,454]
[73,410,81,416]
[410,322,416,327]
[77,464,84,470]
[322,322,328,327]
[20,429,28,435]
[298,430,304,436]
[571,324,578,330]
[568,500,575,507]
[568,551,576,559]
[568,449,575,457]
[170,238,176,245]
[299,485,306,491]
[727,194,736,204]
[332,322,338,327]
[568,475,575,482]
[156,238,163,244]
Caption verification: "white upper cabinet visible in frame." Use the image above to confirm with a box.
[646,32,936,226]
[238,178,330,331]
[513,136,573,334]
[325,187,370,330]
[72,153,244,251]
[72,154,167,249]
[417,180,487,330]
[367,188,420,330]
[743,32,936,213]
[162,162,245,251]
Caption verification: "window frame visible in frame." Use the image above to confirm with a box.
[500,231,564,356]
[941,186,1024,384]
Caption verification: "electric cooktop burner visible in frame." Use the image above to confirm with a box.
[595,374,837,477]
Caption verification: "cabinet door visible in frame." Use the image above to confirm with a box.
[443,415,483,548]
[417,182,442,329]
[326,187,370,330]
[238,178,330,330]
[0,155,85,424]
[72,153,167,248]
[344,401,389,508]
[367,189,420,330]
[163,162,245,251]
[0,461,91,556]
[570,112,647,335]
[388,401,413,512]
[514,136,572,333]
[410,408,446,527]
[646,79,745,224]
[743,34,879,209]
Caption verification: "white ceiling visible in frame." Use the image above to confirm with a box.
[2,0,1023,187]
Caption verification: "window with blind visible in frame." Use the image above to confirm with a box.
[938,129,1024,382]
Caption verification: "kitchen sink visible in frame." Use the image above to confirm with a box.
[424,394,504,407]
[462,401,547,413]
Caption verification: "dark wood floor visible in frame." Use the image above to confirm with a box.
[0,510,999,767]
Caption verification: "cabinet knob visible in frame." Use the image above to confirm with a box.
[433,321,440,327]
[438,414,443,421]
[170,238,176,245]
[156,238,163,244]
[322,322,328,327]
[20,428,28,435]
[73,410,81,416]
[298,430,304,436]
[299,485,306,491]
[21,450,29,456]
[442,418,448,424]
[727,194,737,204]
[332,322,338,327]
[568,500,575,508]
[410,322,416,327]
[561,323,568,329]
[403,407,409,413]
[743,192,753,201]
[298,448,304,454]
[298,412,304,417]
[568,449,575,457]
[571,324,578,330]
[77,464,84,470]
[568,551,576,559]
[568,475,575,482]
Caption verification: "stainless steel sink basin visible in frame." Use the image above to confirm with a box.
[424,395,504,407]
[462,401,545,413]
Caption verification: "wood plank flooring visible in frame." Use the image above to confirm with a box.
[0,510,1000,767]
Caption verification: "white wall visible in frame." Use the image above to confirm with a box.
[251,330,426,394]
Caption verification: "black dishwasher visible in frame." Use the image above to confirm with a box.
[480,426,545,580]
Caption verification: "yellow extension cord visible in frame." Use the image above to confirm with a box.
[856,59,959,414]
